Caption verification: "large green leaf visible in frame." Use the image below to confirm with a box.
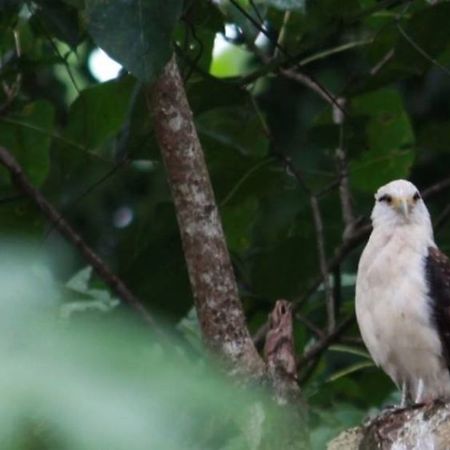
[31,0,83,48]
[64,76,136,153]
[85,0,183,82]
[349,89,415,193]
[0,101,54,186]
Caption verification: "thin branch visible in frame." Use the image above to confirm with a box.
[240,39,373,86]
[310,194,335,333]
[297,315,355,370]
[227,0,345,113]
[44,159,127,240]
[296,312,325,339]
[0,30,22,115]
[423,176,450,200]
[220,156,274,207]
[29,2,81,94]
[274,11,291,60]
[334,97,355,240]
[299,39,373,66]
[0,145,157,328]
[435,203,450,234]
[397,22,450,77]
[280,68,339,107]
[370,48,395,76]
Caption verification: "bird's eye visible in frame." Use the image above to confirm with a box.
[413,192,421,201]
[378,194,392,204]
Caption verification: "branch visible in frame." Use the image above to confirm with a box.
[0,146,157,328]
[226,0,345,113]
[329,402,450,449]
[149,55,265,376]
[333,97,355,240]
[423,176,450,200]
[297,315,355,370]
[435,203,450,233]
[397,22,450,77]
[310,194,335,333]
[280,68,339,108]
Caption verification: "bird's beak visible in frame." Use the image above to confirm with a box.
[393,197,412,217]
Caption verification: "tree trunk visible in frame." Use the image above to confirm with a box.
[149,55,264,377]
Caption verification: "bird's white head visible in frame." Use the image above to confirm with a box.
[371,179,432,231]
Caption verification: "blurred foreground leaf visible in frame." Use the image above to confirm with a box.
[0,243,307,450]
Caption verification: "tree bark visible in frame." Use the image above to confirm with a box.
[328,402,450,449]
[149,55,264,377]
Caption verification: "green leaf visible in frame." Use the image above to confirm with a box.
[326,361,375,383]
[32,0,83,48]
[349,89,415,193]
[85,0,183,82]
[64,76,135,153]
[0,101,54,186]
[222,197,259,252]
[66,266,93,292]
[188,78,248,115]
[329,345,372,360]
[197,106,269,158]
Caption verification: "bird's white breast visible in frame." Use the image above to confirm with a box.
[356,225,450,400]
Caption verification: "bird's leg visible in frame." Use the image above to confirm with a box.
[400,381,409,407]
[415,378,424,404]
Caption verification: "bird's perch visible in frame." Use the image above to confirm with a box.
[328,402,450,449]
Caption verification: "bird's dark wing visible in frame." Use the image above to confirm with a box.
[426,246,450,372]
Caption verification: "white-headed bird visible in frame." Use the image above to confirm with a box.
[356,179,450,405]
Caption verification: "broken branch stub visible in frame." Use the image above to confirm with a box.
[264,300,302,405]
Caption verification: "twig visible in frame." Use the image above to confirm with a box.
[397,22,450,77]
[435,203,450,233]
[310,194,335,333]
[297,315,355,369]
[280,68,339,107]
[333,97,355,240]
[296,312,325,339]
[422,176,450,199]
[227,0,345,113]
[0,145,157,328]
[240,39,372,86]
[0,30,22,115]
[370,48,395,76]
[274,11,291,60]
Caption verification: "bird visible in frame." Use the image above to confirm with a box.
[355,179,450,406]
